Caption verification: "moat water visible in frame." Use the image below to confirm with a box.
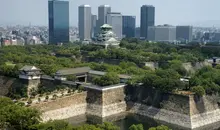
[66,113,220,130]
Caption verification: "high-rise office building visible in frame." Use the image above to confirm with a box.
[176,26,193,42]
[98,5,111,28]
[140,5,155,39]
[148,25,176,43]
[106,12,123,39]
[78,5,92,41]
[48,0,69,44]
[135,27,141,38]
[91,15,97,38]
[122,16,136,38]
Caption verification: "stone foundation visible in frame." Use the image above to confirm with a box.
[31,92,87,122]
[85,84,126,118]
[129,103,220,129]
[42,104,87,121]
[191,109,220,129]
[129,103,192,128]
[87,101,127,117]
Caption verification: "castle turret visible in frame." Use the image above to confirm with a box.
[19,66,41,97]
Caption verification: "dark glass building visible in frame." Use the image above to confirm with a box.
[122,16,136,38]
[140,5,155,39]
[48,0,69,44]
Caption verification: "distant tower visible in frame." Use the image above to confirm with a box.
[140,5,155,39]
[91,15,97,38]
[48,0,69,44]
[98,5,111,29]
[78,5,92,41]
[122,16,136,38]
[106,12,123,39]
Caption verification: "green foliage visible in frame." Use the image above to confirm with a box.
[148,125,171,130]
[72,122,119,130]
[140,69,184,92]
[129,124,144,130]
[66,75,77,81]
[0,97,41,129]
[93,72,120,86]
[96,122,120,130]
[78,85,84,92]
[0,45,80,76]
[192,86,206,96]
[29,120,73,130]
[189,66,220,94]
[27,98,32,104]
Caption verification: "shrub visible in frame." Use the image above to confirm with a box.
[38,98,41,102]
[192,86,205,96]
[45,95,49,101]
[129,124,144,130]
[66,75,77,81]
[78,86,84,92]
[93,72,120,87]
[52,94,57,100]
[27,99,32,104]
[149,125,171,130]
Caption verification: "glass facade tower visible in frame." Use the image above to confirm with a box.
[122,16,136,38]
[48,0,69,44]
[140,5,155,39]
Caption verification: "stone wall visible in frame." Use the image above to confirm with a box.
[190,95,220,115]
[31,92,87,121]
[86,85,127,118]
[129,103,192,128]
[125,85,190,114]
[127,85,220,129]
[0,76,16,96]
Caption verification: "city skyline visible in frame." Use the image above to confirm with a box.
[1,0,220,27]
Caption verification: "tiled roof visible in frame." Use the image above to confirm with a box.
[56,67,91,76]
[20,65,40,71]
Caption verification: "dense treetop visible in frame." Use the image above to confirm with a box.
[0,39,219,95]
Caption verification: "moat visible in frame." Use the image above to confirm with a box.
[66,113,220,130]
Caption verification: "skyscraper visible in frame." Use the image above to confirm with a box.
[106,12,123,39]
[78,5,92,41]
[176,26,193,42]
[140,5,155,39]
[48,0,69,44]
[122,16,136,38]
[98,5,111,28]
[91,15,97,38]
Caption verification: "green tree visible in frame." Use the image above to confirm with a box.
[29,120,72,130]
[148,125,171,130]
[93,72,120,86]
[66,75,77,81]
[191,86,205,96]
[129,124,144,130]
[0,97,41,130]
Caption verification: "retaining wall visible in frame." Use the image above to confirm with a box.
[31,92,87,121]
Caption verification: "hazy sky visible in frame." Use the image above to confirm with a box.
[1,0,220,27]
